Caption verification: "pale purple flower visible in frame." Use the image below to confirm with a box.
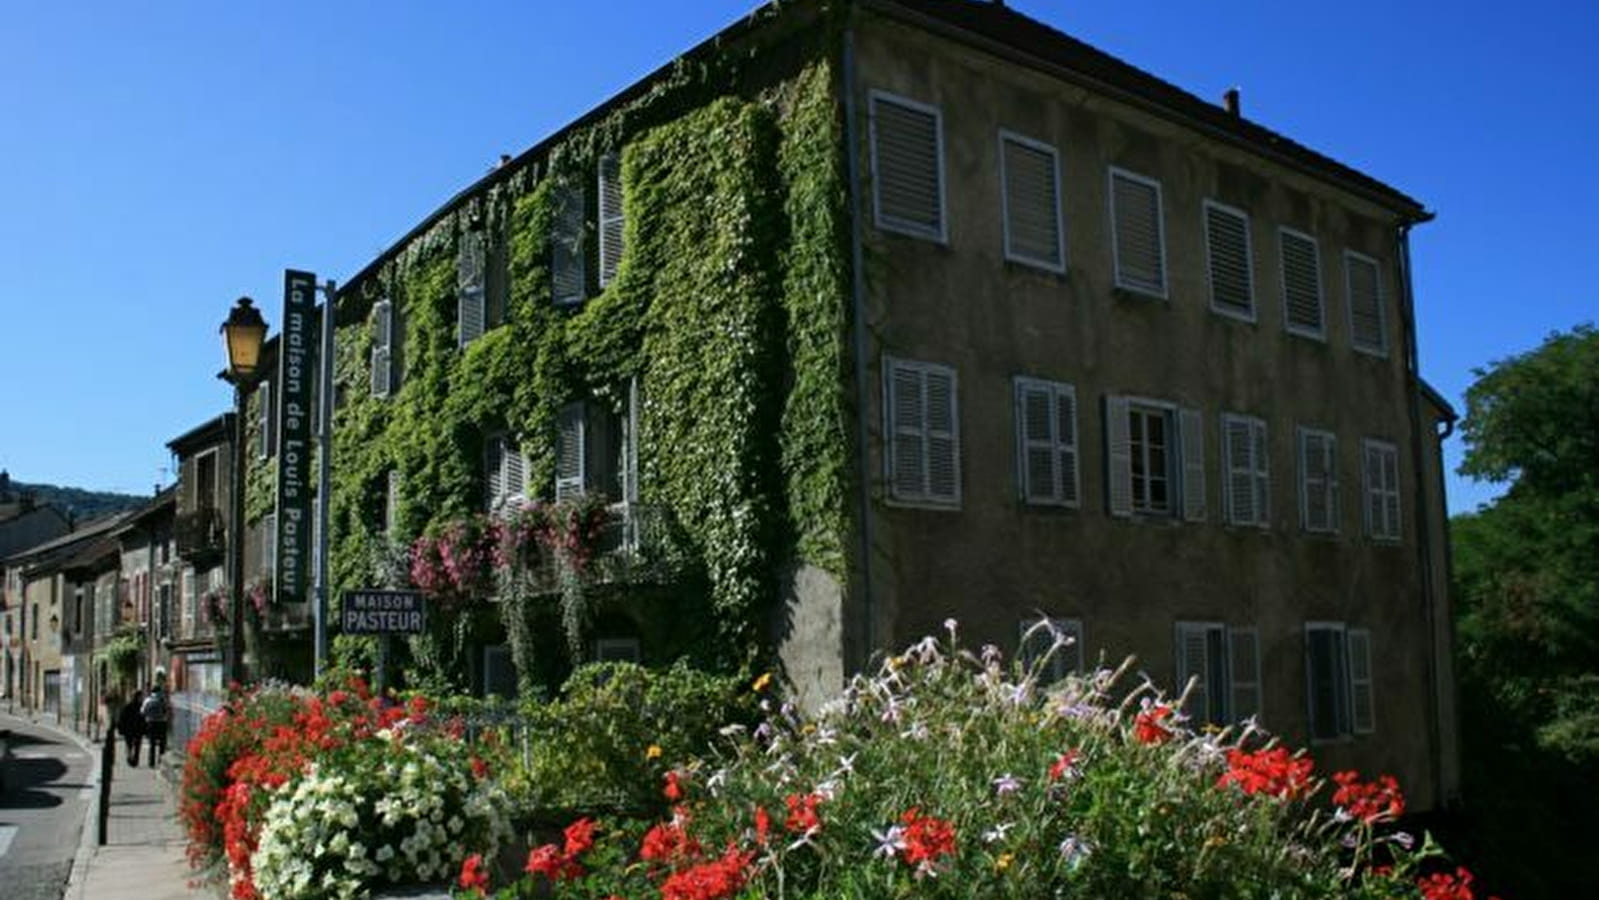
[982,822,1015,844]
[992,773,1023,797]
[1391,831,1415,851]
[871,824,906,860]
[981,643,1003,667]
[1059,835,1093,870]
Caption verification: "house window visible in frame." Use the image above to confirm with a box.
[371,299,395,398]
[1019,617,1083,683]
[1345,251,1387,355]
[594,637,642,663]
[257,380,274,459]
[870,91,946,242]
[999,131,1064,271]
[1280,228,1324,338]
[485,435,528,511]
[481,645,517,699]
[1306,623,1374,739]
[1362,439,1401,541]
[552,181,587,305]
[1175,621,1262,726]
[1106,397,1204,520]
[1298,427,1339,533]
[1014,377,1079,507]
[1109,167,1167,298]
[1204,200,1254,319]
[883,356,960,507]
[1222,413,1270,527]
[598,153,625,288]
[458,231,486,347]
[555,401,624,503]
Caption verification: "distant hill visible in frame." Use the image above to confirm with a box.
[8,480,148,522]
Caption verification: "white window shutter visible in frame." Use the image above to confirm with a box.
[1000,133,1063,270]
[871,93,945,240]
[598,153,624,288]
[888,361,926,501]
[552,183,586,305]
[1363,443,1381,537]
[1057,386,1079,506]
[1204,201,1253,317]
[1105,395,1132,517]
[1017,379,1057,503]
[1229,626,1261,724]
[556,404,586,501]
[371,300,393,398]
[1348,628,1375,734]
[504,445,526,503]
[1180,408,1206,522]
[1345,252,1386,354]
[1175,622,1211,724]
[1280,229,1323,336]
[1110,168,1166,296]
[924,368,960,504]
[1224,415,1254,525]
[485,437,505,510]
[1252,419,1270,528]
[262,512,277,573]
[458,234,486,346]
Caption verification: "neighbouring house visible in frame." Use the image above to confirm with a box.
[0,476,72,700]
[110,488,177,694]
[167,414,235,702]
[303,0,1457,810]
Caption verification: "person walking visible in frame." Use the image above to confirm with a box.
[117,690,145,767]
[140,684,170,766]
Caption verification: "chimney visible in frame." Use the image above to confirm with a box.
[498,154,512,169]
[1223,87,1241,117]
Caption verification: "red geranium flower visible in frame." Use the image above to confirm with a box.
[1134,704,1175,745]
[1331,770,1405,824]
[664,770,684,801]
[564,817,597,858]
[458,853,490,896]
[899,807,957,876]
[1217,747,1315,799]
[784,792,823,834]
[658,846,753,900]
[1417,866,1499,900]
[753,806,770,845]
[1048,748,1082,782]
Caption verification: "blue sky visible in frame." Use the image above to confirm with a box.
[1,0,1593,514]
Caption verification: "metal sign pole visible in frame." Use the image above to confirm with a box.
[314,279,336,681]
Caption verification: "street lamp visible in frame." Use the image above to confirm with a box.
[220,297,267,685]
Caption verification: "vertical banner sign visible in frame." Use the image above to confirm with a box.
[275,269,318,605]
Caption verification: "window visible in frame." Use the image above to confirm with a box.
[195,449,218,512]
[1204,201,1254,319]
[1014,376,1079,506]
[1222,413,1270,527]
[554,401,624,503]
[1280,228,1324,337]
[1176,622,1261,726]
[1019,617,1083,682]
[1298,427,1339,533]
[458,232,486,347]
[870,91,946,241]
[1362,439,1401,541]
[371,299,395,398]
[485,435,528,511]
[261,512,276,575]
[884,356,960,506]
[552,181,586,305]
[1105,397,1204,520]
[257,380,274,459]
[1306,623,1375,739]
[1345,251,1387,355]
[594,637,642,663]
[598,153,625,288]
[999,131,1064,271]
[1109,168,1167,297]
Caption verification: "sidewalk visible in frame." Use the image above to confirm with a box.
[67,739,208,900]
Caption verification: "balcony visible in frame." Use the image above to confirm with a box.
[175,507,226,563]
[514,503,678,597]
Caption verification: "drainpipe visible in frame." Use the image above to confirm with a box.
[841,24,877,668]
[1397,216,1447,809]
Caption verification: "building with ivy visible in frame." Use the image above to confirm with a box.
[245,0,1460,811]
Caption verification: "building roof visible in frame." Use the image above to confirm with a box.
[167,413,234,457]
[338,0,1428,302]
[2,509,137,569]
[112,486,178,537]
[1421,379,1459,423]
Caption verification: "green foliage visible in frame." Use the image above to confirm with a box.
[98,628,145,690]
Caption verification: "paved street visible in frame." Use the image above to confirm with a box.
[0,713,95,900]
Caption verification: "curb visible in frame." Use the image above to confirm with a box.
[5,714,103,900]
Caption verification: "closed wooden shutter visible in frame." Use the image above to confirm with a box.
[1280,229,1323,336]
[1180,408,1206,522]
[556,403,586,501]
[1110,169,1166,296]
[504,444,526,503]
[1300,429,1338,532]
[1252,420,1270,527]
[1001,133,1063,270]
[1105,395,1132,517]
[1056,387,1079,506]
[1224,415,1255,525]
[886,358,958,505]
[598,153,624,288]
[1348,628,1375,733]
[1205,201,1253,317]
[458,233,486,346]
[871,93,944,240]
[1175,622,1214,724]
[1229,626,1261,724]
[925,368,959,504]
[552,183,586,305]
[1015,378,1076,506]
[485,437,504,510]
[1345,252,1386,353]
[1382,448,1400,539]
[371,300,393,398]
[888,361,926,500]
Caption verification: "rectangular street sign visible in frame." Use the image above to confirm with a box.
[340,590,426,635]
[275,269,319,604]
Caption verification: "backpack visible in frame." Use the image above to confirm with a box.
[141,691,170,723]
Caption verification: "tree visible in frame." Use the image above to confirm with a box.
[1450,323,1599,898]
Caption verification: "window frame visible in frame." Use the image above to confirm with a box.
[1202,199,1255,322]
[998,129,1066,273]
[1108,166,1169,299]
[1305,622,1375,741]
[869,90,948,243]
[1297,427,1340,534]
[1344,250,1389,357]
[1278,226,1326,340]
[371,298,395,399]
[1127,400,1177,517]
[1362,438,1402,542]
[1221,412,1270,528]
[883,355,961,509]
[551,181,587,307]
[1013,375,1080,508]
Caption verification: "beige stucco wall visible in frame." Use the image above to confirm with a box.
[844,12,1447,809]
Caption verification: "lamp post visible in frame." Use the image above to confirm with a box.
[220,297,267,686]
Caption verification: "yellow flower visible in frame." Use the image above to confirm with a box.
[752,672,773,693]
[646,744,663,760]
[995,852,1015,872]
